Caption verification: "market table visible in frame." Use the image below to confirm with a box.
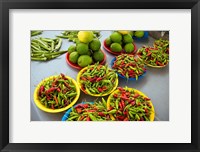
[31,31,169,121]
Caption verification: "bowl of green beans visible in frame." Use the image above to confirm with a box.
[107,86,155,121]
[34,73,80,113]
[77,63,118,97]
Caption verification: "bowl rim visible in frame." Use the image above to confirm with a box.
[110,56,147,80]
[107,87,155,121]
[66,49,106,70]
[34,75,80,113]
[76,65,119,97]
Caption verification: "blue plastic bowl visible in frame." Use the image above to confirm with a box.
[61,102,94,121]
[132,31,148,40]
[110,57,146,81]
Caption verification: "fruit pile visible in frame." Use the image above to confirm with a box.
[104,31,135,54]
[67,31,105,68]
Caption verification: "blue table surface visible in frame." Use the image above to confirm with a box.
[31,31,169,121]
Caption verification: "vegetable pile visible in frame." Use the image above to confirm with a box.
[108,87,153,121]
[38,73,77,109]
[104,31,135,54]
[112,54,146,80]
[31,30,43,37]
[137,46,169,67]
[154,39,169,54]
[67,99,114,121]
[57,31,101,43]
[79,63,118,95]
[31,37,67,61]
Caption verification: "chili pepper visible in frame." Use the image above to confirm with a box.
[88,113,96,121]
[123,117,129,121]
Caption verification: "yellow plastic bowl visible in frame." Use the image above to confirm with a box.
[34,75,80,113]
[137,56,168,68]
[77,66,118,97]
[107,88,155,121]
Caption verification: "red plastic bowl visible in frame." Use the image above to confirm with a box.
[103,40,137,56]
[66,50,106,70]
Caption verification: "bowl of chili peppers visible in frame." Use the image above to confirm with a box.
[111,54,146,81]
[77,63,118,97]
[66,49,107,70]
[62,98,115,121]
[103,41,137,55]
[107,86,155,121]
[137,46,169,68]
[34,73,80,113]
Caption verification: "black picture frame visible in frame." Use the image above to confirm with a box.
[0,0,199,152]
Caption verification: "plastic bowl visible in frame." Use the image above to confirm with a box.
[61,102,94,121]
[66,49,106,70]
[137,55,169,68]
[103,40,137,55]
[132,31,148,40]
[77,65,118,97]
[107,88,155,121]
[34,75,80,113]
[110,57,146,81]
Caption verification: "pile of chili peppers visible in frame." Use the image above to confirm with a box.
[38,73,77,109]
[154,39,169,54]
[137,46,169,67]
[108,86,153,121]
[79,63,118,95]
[112,54,146,80]
[67,98,114,121]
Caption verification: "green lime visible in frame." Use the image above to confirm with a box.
[134,31,144,38]
[78,55,93,67]
[123,34,133,43]
[110,32,122,43]
[68,45,76,54]
[105,37,112,47]
[93,50,104,62]
[110,43,122,52]
[69,52,79,63]
[76,43,89,55]
[89,39,101,51]
[124,43,134,53]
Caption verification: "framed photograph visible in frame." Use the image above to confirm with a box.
[0,0,199,152]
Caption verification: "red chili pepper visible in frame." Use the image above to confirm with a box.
[121,96,129,100]
[98,112,105,117]
[140,117,144,121]
[123,117,129,121]
[76,108,82,114]
[130,101,135,106]
[133,93,140,98]
[45,87,57,94]
[86,110,96,112]
[113,94,118,98]
[119,102,123,109]
[46,96,51,100]
[81,104,89,108]
[109,106,114,111]
[89,77,97,82]
[144,97,151,101]
[96,77,103,82]
[102,86,107,91]
[97,87,103,92]
[144,108,148,113]
[121,100,125,109]
[40,85,44,93]
[86,117,90,121]
[57,88,61,92]
[147,52,152,56]
[51,104,54,109]
[64,82,70,88]
[117,116,125,121]
[60,73,67,80]
[80,77,87,81]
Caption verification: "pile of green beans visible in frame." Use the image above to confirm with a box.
[67,98,113,121]
[31,37,67,61]
[57,31,101,43]
[137,46,169,66]
[38,73,77,109]
[154,39,169,54]
[108,86,153,121]
[112,54,146,80]
[31,30,43,37]
[79,63,118,95]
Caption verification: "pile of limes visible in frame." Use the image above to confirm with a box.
[105,31,135,53]
[68,31,105,68]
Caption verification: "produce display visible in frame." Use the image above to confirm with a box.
[154,39,169,54]
[104,31,136,54]
[57,30,101,43]
[107,87,154,121]
[77,63,118,96]
[66,31,106,68]
[31,37,67,61]
[137,45,169,67]
[36,73,78,110]
[111,54,146,80]
[31,30,169,121]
